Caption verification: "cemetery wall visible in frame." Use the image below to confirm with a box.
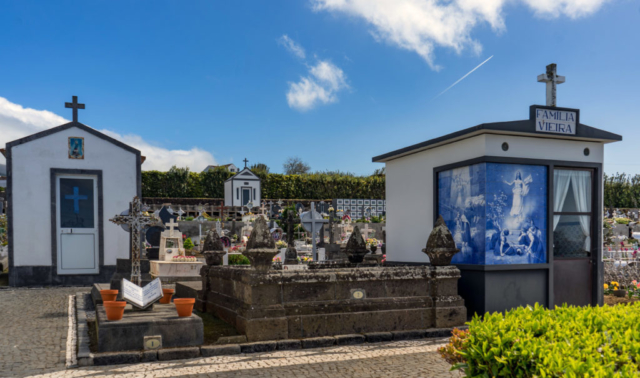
[10,126,138,268]
[385,134,604,263]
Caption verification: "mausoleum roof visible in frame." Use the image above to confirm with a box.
[6,121,141,157]
[372,105,622,163]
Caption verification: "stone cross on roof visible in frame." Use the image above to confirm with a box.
[537,63,565,107]
[65,95,85,122]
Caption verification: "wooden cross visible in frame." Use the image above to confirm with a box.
[109,197,157,286]
[537,63,565,107]
[65,96,85,122]
[218,201,226,220]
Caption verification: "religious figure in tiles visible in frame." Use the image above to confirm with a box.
[438,162,547,265]
[503,171,533,220]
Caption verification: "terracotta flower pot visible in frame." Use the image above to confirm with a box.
[174,298,195,317]
[104,301,126,321]
[100,289,118,303]
[159,288,175,304]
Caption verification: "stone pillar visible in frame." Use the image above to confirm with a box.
[199,230,226,312]
[429,266,467,328]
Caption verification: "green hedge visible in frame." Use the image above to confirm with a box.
[457,303,640,377]
[141,169,385,199]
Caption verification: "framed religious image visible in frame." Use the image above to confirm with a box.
[68,137,84,159]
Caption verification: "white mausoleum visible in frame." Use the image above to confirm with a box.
[224,164,261,207]
[5,111,142,286]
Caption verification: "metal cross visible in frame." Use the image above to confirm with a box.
[65,96,85,122]
[537,63,565,107]
[109,197,157,286]
[243,158,249,168]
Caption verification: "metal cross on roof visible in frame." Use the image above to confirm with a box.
[65,96,85,122]
[110,197,158,286]
[537,63,565,107]
[243,158,249,168]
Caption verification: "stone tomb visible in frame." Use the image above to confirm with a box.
[91,283,204,352]
[204,265,464,341]
[150,219,203,282]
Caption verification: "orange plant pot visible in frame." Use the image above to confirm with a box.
[174,298,195,317]
[104,301,127,321]
[159,288,175,304]
[100,289,118,303]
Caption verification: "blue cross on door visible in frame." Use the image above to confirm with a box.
[65,187,88,214]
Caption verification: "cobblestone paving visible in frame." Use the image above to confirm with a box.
[0,287,461,378]
[0,287,90,377]
[38,340,463,378]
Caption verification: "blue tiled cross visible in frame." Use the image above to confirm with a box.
[65,187,88,214]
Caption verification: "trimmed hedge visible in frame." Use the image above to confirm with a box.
[141,170,385,199]
[455,303,640,377]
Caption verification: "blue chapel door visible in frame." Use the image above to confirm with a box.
[56,175,99,274]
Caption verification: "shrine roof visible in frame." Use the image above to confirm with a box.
[372,105,622,163]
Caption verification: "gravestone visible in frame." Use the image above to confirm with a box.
[316,202,330,215]
[295,203,305,214]
[300,202,328,262]
[284,212,300,264]
[146,206,178,260]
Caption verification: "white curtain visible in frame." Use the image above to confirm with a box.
[571,171,592,251]
[553,170,572,230]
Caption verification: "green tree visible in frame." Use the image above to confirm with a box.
[283,157,310,175]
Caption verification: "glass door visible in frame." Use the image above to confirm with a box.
[552,168,593,306]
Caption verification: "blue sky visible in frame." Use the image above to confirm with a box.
[0,0,638,175]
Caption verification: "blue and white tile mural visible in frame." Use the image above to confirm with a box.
[438,163,547,265]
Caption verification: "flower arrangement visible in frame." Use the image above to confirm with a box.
[366,238,381,248]
[298,256,313,263]
[273,256,282,262]
[276,240,287,249]
[172,255,197,262]
[231,234,238,241]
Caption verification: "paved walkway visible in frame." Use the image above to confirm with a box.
[0,287,90,377]
[0,287,461,378]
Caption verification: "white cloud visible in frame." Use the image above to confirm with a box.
[311,0,609,70]
[0,96,217,171]
[287,60,349,111]
[278,35,307,59]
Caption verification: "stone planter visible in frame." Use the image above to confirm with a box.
[243,249,280,272]
[203,251,226,266]
[613,289,627,298]
[370,245,378,254]
[422,216,459,266]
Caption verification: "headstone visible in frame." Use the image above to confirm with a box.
[284,212,300,264]
[300,202,329,262]
[146,206,178,260]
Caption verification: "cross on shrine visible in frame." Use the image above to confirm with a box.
[65,96,85,122]
[110,197,158,286]
[360,223,375,240]
[537,63,565,107]
[243,158,249,168]
[64,186,88,214]
[166,218,179,235]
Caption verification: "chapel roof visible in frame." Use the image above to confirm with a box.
[372,105,622,163]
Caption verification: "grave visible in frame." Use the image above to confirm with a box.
[149,218,203,282]
[200,216,466,341]
[373,64,623,314]
[5,96,142,286]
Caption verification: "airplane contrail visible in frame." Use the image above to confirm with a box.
[434,55,494,99]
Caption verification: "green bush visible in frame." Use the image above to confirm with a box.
[183,238,194,250]
[142,168,385,199]
[455,303,640,376]
[615,217,630,225]
[228,254,250,265]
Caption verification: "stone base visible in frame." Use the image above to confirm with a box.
[203,265,466,341]
[150,261,203,278]
[96,302,204,353]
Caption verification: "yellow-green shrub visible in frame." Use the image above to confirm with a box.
[455,303,640,377]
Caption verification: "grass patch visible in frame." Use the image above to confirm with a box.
[195,310,240,344]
